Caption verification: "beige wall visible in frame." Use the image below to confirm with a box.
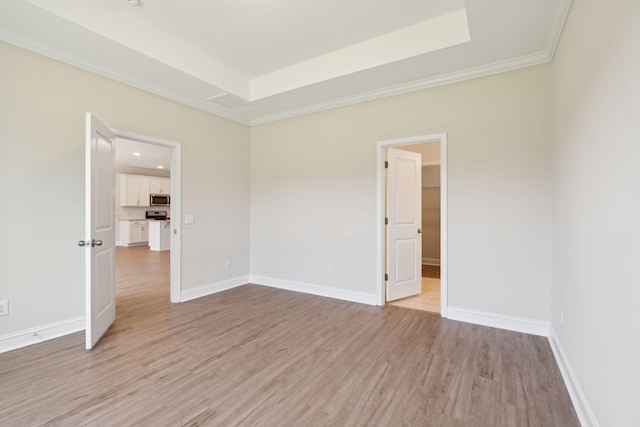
[552,1,640,425]
[0,41,250,336]
[251,64,553,320]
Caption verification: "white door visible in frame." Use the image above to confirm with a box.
[82,113,116,349]
[386,147,422,302]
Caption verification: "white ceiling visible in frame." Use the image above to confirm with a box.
[115,138,171,171]
[0,0,571,125]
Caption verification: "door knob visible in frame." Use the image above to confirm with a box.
[92,239,103,247]
[417,229,423,234]
[78,240,88,247]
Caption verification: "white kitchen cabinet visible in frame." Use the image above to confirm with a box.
[119,174,150,207]
[148,220,170,251]
[149,177,170,195]
[119,221,149,246]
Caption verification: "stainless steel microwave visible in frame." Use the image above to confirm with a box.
[150,193,170,206]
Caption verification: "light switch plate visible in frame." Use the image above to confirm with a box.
[0,300,8,316]
[184,214,194,224]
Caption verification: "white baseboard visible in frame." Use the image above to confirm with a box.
[422,258,441,266]
[0,316,84,354]
[250,275,379,306]
[180,275,250,302]
[447,306,550,336]
[548,326,600,427]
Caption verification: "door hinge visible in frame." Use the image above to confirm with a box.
[384,274,389,281]
[384,161,389,169]
[384,217,388,225]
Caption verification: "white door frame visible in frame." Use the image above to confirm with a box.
[376,132,448,317]
[112,129,182,303]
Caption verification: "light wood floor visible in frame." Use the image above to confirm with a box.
[388,265,441,313]
[0,247,578,426]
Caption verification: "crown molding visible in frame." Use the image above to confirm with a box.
[250,51,551,125]
[545,0,573,60]
[3,26,551,129]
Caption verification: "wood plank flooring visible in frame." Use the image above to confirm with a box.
[0,247,579,426]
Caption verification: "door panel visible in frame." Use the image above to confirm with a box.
[395,239,418,283]
[395,158,418,224]
[85,113,116,350]
[386,147,422,302]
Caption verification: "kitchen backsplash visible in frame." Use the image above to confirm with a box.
[118,206,171,220]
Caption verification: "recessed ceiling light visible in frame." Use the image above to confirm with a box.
[133,152,141,157]
[125,0,141,6]
[157,165,164,169]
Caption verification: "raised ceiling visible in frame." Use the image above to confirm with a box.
[0,0,571,125]
[115,138,171,171]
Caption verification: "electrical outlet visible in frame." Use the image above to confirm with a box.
[0,300,8,316]
[328,265,334,275]
[225,259,231,270]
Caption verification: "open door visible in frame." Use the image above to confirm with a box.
[386,147,422,302]
[80,113,116,349]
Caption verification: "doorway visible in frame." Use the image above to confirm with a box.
[388,145,441,313]
[112,129,182,303]
[85,114,182,349]
[376,133,448,317]
[114,137,173,308]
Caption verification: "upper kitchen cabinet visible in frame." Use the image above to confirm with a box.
[149,177,170,195]
[120,174,150,207]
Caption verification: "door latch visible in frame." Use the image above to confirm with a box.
[78,239,103,247]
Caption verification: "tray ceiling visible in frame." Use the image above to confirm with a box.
[0,0,571,124]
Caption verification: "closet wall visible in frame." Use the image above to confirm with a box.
[422,165,441,264]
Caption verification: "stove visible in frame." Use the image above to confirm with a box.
[146,211,168,221]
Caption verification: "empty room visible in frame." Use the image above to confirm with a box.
[1,1,638,426]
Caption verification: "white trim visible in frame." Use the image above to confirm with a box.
[0,316,84,354]
[422,258,440,266]
[251,52,550,125]
[251,275,378,306]
[377,133,448,316]
[548,326,600,427]
[545,0,573,60]
[447,306,549,337]
[440,134,448,317]
[112,129,182,304]
[180,275,250,302]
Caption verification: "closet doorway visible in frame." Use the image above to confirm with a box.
[388,146,441,313]
[376,133,448,316]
